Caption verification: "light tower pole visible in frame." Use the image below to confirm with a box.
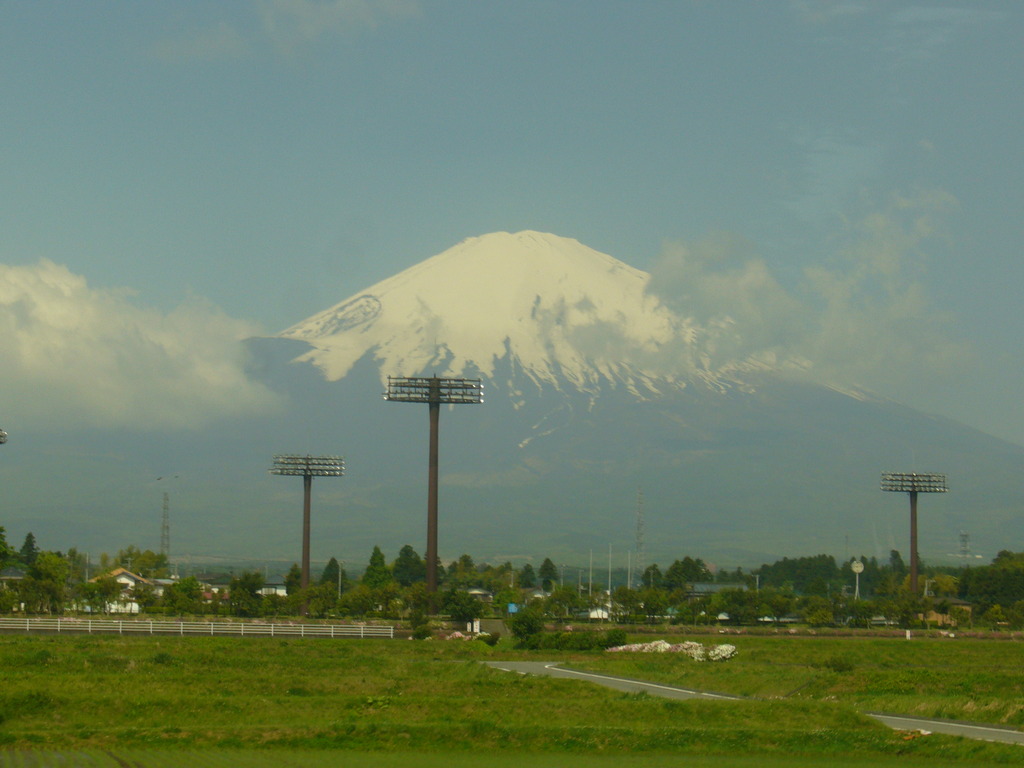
[880,471,947,594]
[384,375,483,595]
[270,455,345,596]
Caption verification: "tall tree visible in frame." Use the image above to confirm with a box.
[640,563,663,590]
[0,526,13,567]
[362,546,393,589]
[518,563,537,589]
[319,557,347,592]
[284,563,303,595]
[392,545,426,586]
[538,558,559,591]
[19,532,39,566]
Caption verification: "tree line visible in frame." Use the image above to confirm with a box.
[3,526,1024,629]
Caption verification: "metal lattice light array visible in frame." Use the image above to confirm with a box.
[384,376,483,598]
[270,455,345,477]
[880,472,948,494]
[270,454,345,607]
[880,471,948,595]
[383,376,484,404]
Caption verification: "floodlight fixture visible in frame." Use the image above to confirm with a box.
[881,471,947,594]
[270,454,344,599]
[384,375,483,595]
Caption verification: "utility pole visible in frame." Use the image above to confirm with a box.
[160,492,170,560]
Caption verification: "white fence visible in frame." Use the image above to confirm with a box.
[0,616,394,639]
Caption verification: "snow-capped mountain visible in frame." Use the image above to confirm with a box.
[231,231,1024,568]
[280,231,700,399]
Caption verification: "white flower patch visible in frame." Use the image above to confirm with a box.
[606,639,737,661]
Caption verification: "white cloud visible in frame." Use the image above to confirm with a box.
[646,189,966,393]
[257,0,421,52]
[646,231,808,370]
[150,0,420,62]
[0,260,282,432]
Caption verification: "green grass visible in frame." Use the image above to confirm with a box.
[579,632,1024,725]
[0,632,1021,766]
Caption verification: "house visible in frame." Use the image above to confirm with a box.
[90,567,158,613]
[0,565,26,588]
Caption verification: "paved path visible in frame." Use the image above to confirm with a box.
[483,661,1024,746]
[483,660,741,701]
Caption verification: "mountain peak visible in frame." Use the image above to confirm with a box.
[279,231,684,395]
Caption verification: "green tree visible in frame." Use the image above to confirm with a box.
[508,605,545,642]
[162,576,204,615]
[0,526,14,567]
[319,557,347,593]
[392,545,426,587]
[442,589,484,624]
[611,586,641,622]
[19,532,40,566]
[664,557,712,590]
[305,582,339,618]
[640,563,663,590]
[538,558,559,591]
[284,563,303,595]
[23,551,70,613]
[338,584,376,617]
[545,585,582,619]
[75,575,121,615]
[111,546,169,578]
[518,563,537,589]
[228,571,264,617]
[362,546,393,589]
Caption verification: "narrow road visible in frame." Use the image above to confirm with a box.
[483,660,741,701]
[483,661,1024,746]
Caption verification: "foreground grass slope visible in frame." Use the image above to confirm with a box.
[0,632,1020,765]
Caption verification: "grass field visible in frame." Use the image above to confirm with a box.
[0,630,1022,766]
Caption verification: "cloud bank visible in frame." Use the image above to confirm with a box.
[152,0,420,62]
[646,188,967,394]
[0,260,281,432]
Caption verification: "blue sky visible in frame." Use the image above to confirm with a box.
[2,0,1022,447]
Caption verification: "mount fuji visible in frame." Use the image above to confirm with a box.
[239,231,1023,569]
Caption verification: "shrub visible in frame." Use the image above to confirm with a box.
[509,608,545,642]
[602,629,628,649]
[412,624,433,640]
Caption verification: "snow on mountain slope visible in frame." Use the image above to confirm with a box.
[280,231,692,396]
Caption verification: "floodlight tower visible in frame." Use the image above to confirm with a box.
[270,455,345,593]
[880,472,947,594]
[384,376,483,594]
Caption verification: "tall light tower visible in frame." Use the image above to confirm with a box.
[270,455,345,594]
[384,375,483,595]
[880,471,947,594]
